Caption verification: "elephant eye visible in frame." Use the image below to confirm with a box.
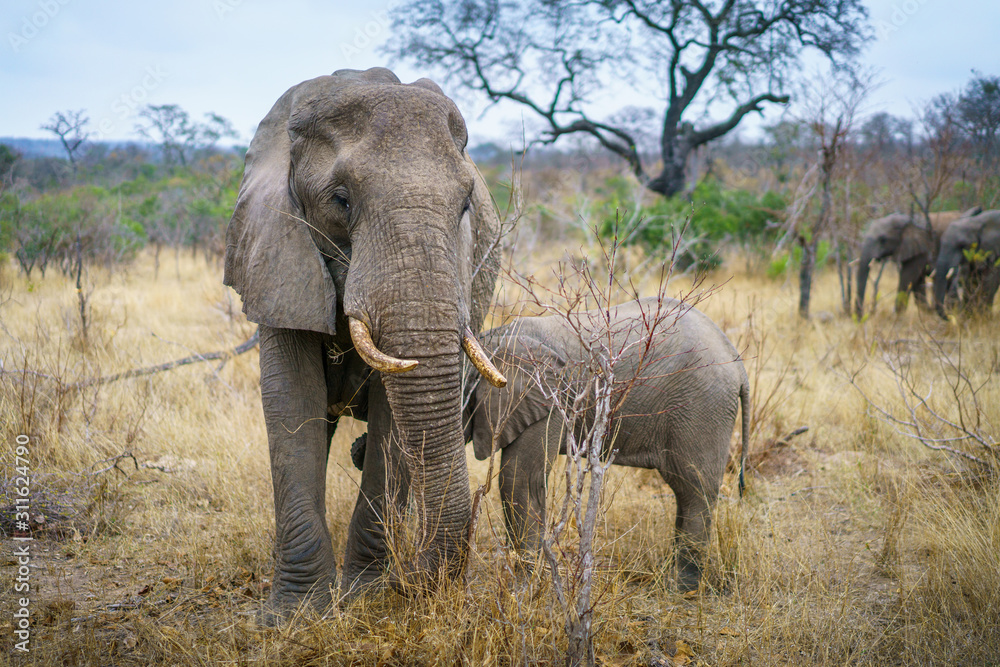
[329,188,350,212]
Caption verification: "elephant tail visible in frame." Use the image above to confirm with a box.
[738,377,751,498]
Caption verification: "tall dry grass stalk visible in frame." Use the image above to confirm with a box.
[1,247,998,665]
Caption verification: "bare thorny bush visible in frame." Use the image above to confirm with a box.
[466,213,717,666]
[848,322,998,477]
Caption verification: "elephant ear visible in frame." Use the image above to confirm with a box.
[979,213,1000,257]
[470,332,565,460]
[465,158,501,333]
[898,222,931,264]
[223,69,402,335]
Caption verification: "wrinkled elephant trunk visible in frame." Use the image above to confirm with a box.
[379,328,470,592]
[855,248,875,318]
[340,198,475,594]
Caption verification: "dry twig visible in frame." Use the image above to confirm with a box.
[1,329,259,390]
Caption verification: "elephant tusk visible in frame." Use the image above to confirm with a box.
[462,327,507,388]
[349,318,418,374]
[945,267,956,280]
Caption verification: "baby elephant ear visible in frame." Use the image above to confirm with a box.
[223,78,339,335]
[469,332,565,461]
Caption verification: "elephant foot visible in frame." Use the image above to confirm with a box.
[677,565,702,593]
[675,549,703,593]
[260,578,335,626]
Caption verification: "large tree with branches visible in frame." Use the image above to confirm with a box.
[386,0,871,197]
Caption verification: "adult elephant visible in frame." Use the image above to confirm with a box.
[855,208,979,318]
[933,210,1000,318]
[223,68,506,621]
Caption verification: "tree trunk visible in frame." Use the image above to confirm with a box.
[800,132,839,319]
[645,156,687,198]
[645,124,693,198]
[836,239,853,316]
[798,236,818,319]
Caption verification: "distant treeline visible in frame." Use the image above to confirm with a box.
[0,142,242,279]
[1,82,997,297]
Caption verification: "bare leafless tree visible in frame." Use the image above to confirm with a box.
[482,216,712,666]
[898,96,970,227]
[136,104,194,166]
[385,0,870,197]
[848,329,998,476]
[792,67,871,318]
[40,109,90,173]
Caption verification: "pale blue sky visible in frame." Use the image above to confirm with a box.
[1,0,997,146]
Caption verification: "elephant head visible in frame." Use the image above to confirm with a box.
[224,68,505,611]
[933,210,1000,318]
[855,214,926,317]
[465,328,567,462]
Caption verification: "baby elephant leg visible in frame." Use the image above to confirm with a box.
[662,469,721,592]
[499,420,558,553]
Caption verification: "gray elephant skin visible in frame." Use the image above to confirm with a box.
[223,68,504,620]
[466,297,750,590]
[855,208,979,318]
[933,210,1000,318]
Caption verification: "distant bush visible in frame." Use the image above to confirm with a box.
[594,176,787,271]
[0,192,19,247]
[12,186,146,276]
[766,241,832,280]
[4,158,242,278]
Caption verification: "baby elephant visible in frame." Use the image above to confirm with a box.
[467,297,750,590]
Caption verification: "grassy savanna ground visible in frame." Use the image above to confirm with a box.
[1,240,998,665]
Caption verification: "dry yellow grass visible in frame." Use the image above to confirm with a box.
[1,245,998,665]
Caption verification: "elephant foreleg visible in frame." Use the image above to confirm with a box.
[341,375,411,597]
[258,325,336,622]
[898,256,930,312]
[499,419,558,554]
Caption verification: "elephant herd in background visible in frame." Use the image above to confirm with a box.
[223,67,998,624]
[855,207,1000,319]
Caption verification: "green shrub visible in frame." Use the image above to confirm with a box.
[767,253,790,279]
[0,192,20,255]
[766,240,833,280]
[594,175,787,271]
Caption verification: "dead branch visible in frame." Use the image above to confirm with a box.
[844,329,997,470]
[0,329,259,390]
[776,426,810,446]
